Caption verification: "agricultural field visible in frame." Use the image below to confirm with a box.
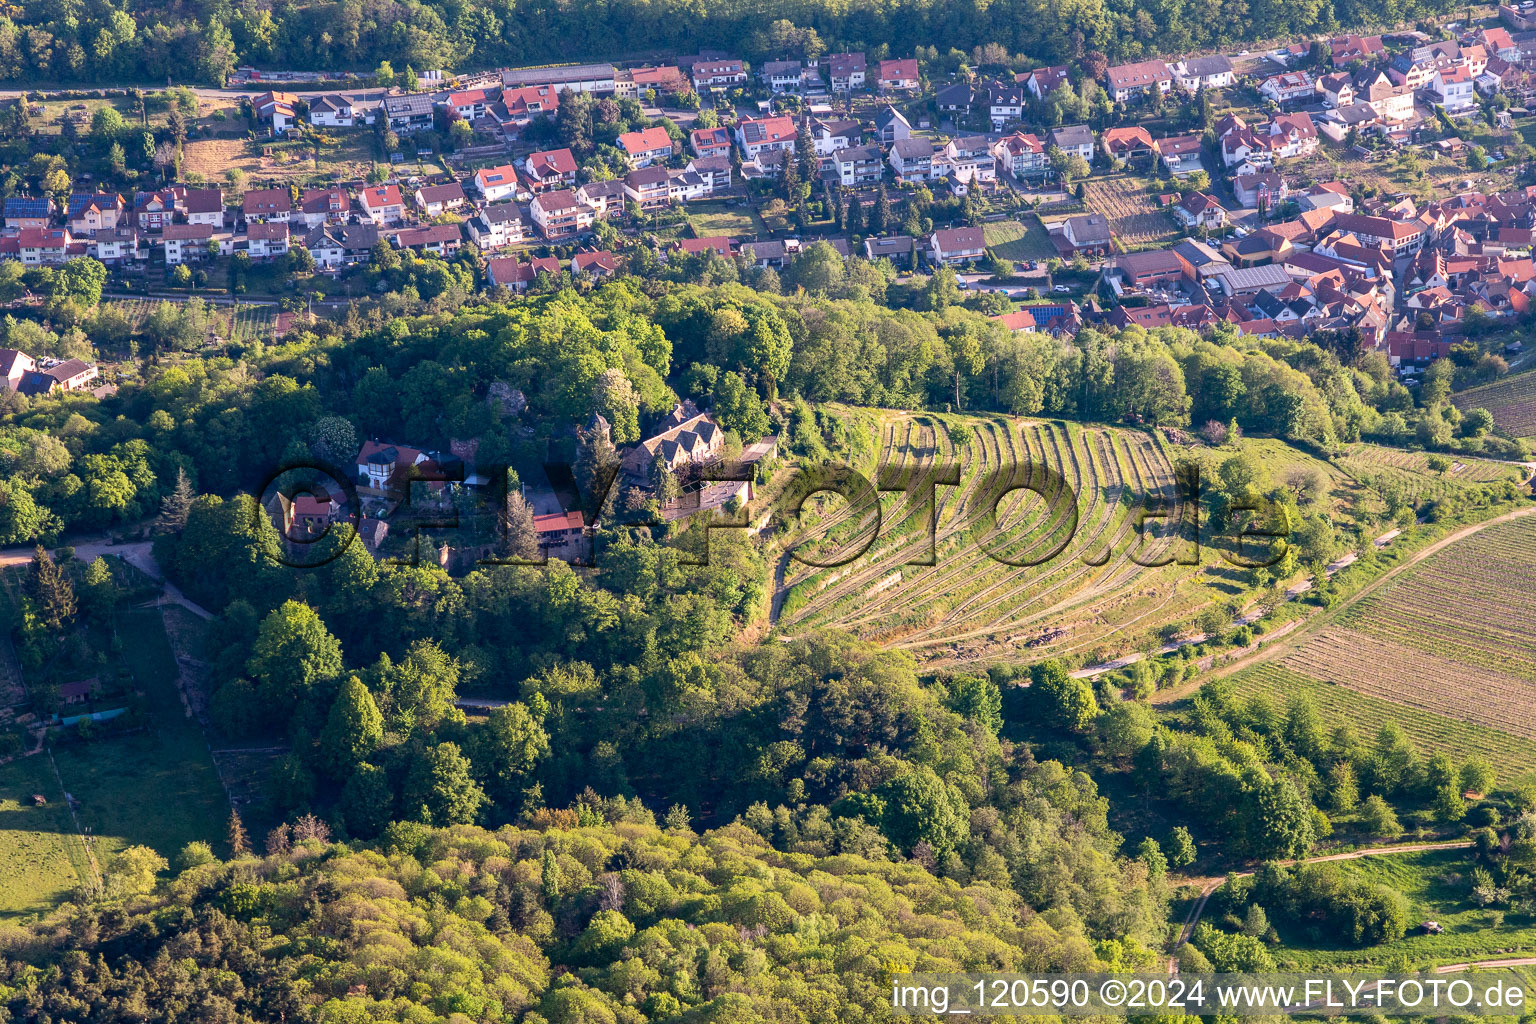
[1334,444,1524,505]
[1453,368,1536,439]
[1083,177,1180,251]
[1226,514,1536,777]
[771,413,1211,667]
[982,218,1055,262]
[688,201,767,239]
[1272,849,1536,970]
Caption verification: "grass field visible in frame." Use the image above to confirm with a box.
[1452,368,1536,439]
[0,608,228,920]
[0,753,94,920]
[688,201,768,239]
[1272,849,1536,969]
[49,609,229,872]
[1334,444,1524,505]
[983,218,1055,261]
[182,133,379,186]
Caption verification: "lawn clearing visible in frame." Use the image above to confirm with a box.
[183,133,378,186]
[48,608,228,881]
[0,753,93,920]
[983,218,1055,261]
[1271,849,1536,969]
[688,201,766,239]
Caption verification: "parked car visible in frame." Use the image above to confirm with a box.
[1053,284,1071,293]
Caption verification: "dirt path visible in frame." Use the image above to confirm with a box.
[1167,840,1474,972]
[0,538,214,621]
[1433,956,1536,973]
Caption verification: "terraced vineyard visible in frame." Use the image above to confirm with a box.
[1452,369,1536,439]
[1227,514,1536,776]
[774,414,1206,666]
[1334,444,1523,504]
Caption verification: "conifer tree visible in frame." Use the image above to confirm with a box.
[227,810,250,856]
[29,547,76,629]
[157,467,195,535]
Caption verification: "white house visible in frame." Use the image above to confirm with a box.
[928,226,986,265]
[474,164,521,202]
[888,137,935,182]
[308,94,355,127]
[1172,55,1235,91]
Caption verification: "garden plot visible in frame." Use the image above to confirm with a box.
[1083,177,1179,250]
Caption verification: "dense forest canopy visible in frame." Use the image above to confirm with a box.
[0,0,1462,86]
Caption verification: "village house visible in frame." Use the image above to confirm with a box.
[934,82,976,116]
[14,227,70,265]
[618,126,675,168]
[396,223,463,257]
[826,52,867,91]
[15,358,98,396]
[577,179,627,219]
[620,407,726,482]
[1317,72,1356,108]
[303,222,379,270]
[689,126,733,159]
[243,188,292,223]
[465,204,530,248]
[1058,212,1113,255]
[809,117,861,155]
[1172,55,1235,91]
[474,164,521,202]
[888,137,935,182]
[1048,125,1096,163]
[760,60,807,93]
[864,235,915,266]
[1175,191,1229,231]
[0,349,35,390]
[876,106,913,144]
[937,136,995,184]
[1157,134,1204,175]
[987,80,1026,129]
[161,223,213,264]
[383,93,435,133]
[308,94,355,127]
[1022,65,1071,99]
[928,226,986,265]
[1430,63,1477,112]
[1112,249,1188,292]
[1259,71,1315,105]
[623,166,672,210]
[688,156,732,193]
[68,193,126,235]
[531,190,596,240]
[414,181,467,217]
[523,148,579,190]
[735,116,797,158]
[91,226,138,264]
[615,65,692,98]
[356,440,433,491]
[993,132,1048,177]
[828,144,884,186]
[1105,60,1172,102]
[246,220,290,259]
[571,250,620,277]
[3,196,51,230]
[691,59,747,91]
[1102,125,1156,164]
[877,58,920,92]
[1233,172,1288,209]
[295,187,349,229]
[357,184,405,226]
